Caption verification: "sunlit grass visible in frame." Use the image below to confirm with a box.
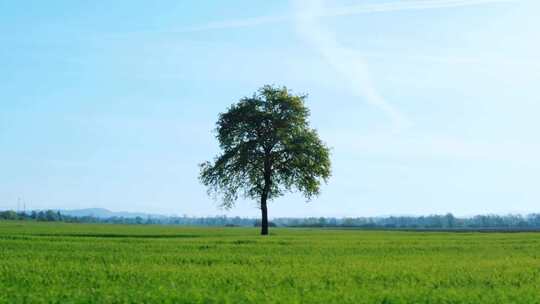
[1,221,539,303]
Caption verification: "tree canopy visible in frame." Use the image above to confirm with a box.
[199,85,331,235]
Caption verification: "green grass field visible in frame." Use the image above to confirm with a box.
[1,221,539,303]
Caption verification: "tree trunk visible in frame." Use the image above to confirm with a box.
[260,192,269,235]
[261,152,272,235]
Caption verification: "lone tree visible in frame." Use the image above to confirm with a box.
[199,85,331,235]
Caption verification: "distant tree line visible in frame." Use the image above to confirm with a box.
[0,210,64,222]
[274,213,540,229]
[1,210,540,229]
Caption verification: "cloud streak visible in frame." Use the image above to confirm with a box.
[172,0,520,33]
[170,0,520,128]
[293,0,411,129]
[305,0,519,18]
[168,0,521,128]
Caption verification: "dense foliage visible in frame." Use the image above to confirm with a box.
[200,85,331,234]
[1,222,539,303]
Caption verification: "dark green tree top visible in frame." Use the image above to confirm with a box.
[199,85,331,211]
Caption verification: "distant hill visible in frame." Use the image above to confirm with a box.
[59,208,165,219]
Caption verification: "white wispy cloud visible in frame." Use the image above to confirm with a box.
[171,0,520,33]
[169,0,520,128]
[293,0,412,129]
[174,15,288,33]
[305,0,519,17]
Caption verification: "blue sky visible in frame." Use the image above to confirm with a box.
[1,0,539,217]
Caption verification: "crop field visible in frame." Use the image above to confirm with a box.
[1,221,539,303]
